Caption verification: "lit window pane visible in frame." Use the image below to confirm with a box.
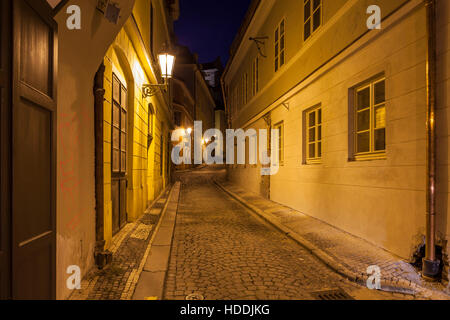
[113,127,120,149]
[304,1,311,21]
[280,36,285,50]
[313,0,321,10]
[357,132,370,153]
[113,104,120,126]
[275,42,279,56]
[309,128,316,142]
[121,87,127,109]
[121,151,127,172]
[275,28,279,42]
[113,150,120,172]
[318,142,322,157]
[309,144,316,158]
[113,77,120,103]
[318,109,322,124]
[375,105,386,129]
[280,52,285,66]
[374,81,385,105]
[313,7,321,31]
[318,125,322,140]
[374,128,386,151]
[357,87,370,110]
[309,112,316,127]
[280,20,285,34]
[304,20,311,40]
[121,133,126,151]
[357,110,370,131]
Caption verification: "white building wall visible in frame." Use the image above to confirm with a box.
[229,3,450,260]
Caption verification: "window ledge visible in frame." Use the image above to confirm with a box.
[351,153,387,162]
[305,159,323,165]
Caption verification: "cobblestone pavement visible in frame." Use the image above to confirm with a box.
[219,180,450,299]
[163,177,411,300]
[69,187,171,300]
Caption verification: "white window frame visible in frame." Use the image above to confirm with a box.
[354,78,386,160]
[305,106,322,164]
[273,121,284,166]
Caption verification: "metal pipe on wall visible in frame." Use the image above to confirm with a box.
[422,0,440,280]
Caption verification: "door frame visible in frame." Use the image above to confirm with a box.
[0,0,12,300]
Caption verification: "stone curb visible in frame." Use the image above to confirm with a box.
[214,180,450,300]
[131,182,181,300]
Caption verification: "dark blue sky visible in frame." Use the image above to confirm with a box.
[174,0,252,65]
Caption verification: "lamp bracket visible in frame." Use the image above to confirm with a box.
[142,83,168,98]
[249,36,268,58]
[281,102,290,111]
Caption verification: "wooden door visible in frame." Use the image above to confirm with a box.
[0,0,12,300]
[11,0,57,299]
[111,74,128,235]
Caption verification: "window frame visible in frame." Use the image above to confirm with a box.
[353,77,386,161]
[273,121,284,166]
[303,0,322,42]
[111,73,128,175]
[274,18,286,72]
[305,105,322,164]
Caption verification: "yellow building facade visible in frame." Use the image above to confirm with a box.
[100,0,176,248]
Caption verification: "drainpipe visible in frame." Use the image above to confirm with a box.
[422,0,440,280]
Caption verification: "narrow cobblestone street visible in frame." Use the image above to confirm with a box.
[162,169,412,300]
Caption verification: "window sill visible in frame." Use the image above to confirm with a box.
[305,159,322,165]
[351,153,387,162]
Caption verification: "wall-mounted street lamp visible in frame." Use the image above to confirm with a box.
[142,45,176,98]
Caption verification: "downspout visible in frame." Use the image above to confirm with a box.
[422,0,440,280]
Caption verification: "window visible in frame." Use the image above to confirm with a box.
[112,74,127,174]
[354,78,386,158]
[273,121,284,165]
[304,0,322,41]
[275,19,286,72]
[305,106,322,163]
[252,56,259,96]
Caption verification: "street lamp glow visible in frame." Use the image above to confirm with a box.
[187,127,192,134]
[158,52,175,79]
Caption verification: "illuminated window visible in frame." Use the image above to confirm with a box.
[305,106,322,163]
[304,0,322,41]
[274,19,286,72]
[273,121,284,165]
[354,78,386,158]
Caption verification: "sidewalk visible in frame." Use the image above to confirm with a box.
[68,185,173,300]
[215,180,450,300]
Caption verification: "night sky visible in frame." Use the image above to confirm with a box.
[174,0,252,65]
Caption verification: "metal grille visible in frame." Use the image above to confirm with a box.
[310,289,354,300]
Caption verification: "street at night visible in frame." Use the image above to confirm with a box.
[1,0,450,313]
